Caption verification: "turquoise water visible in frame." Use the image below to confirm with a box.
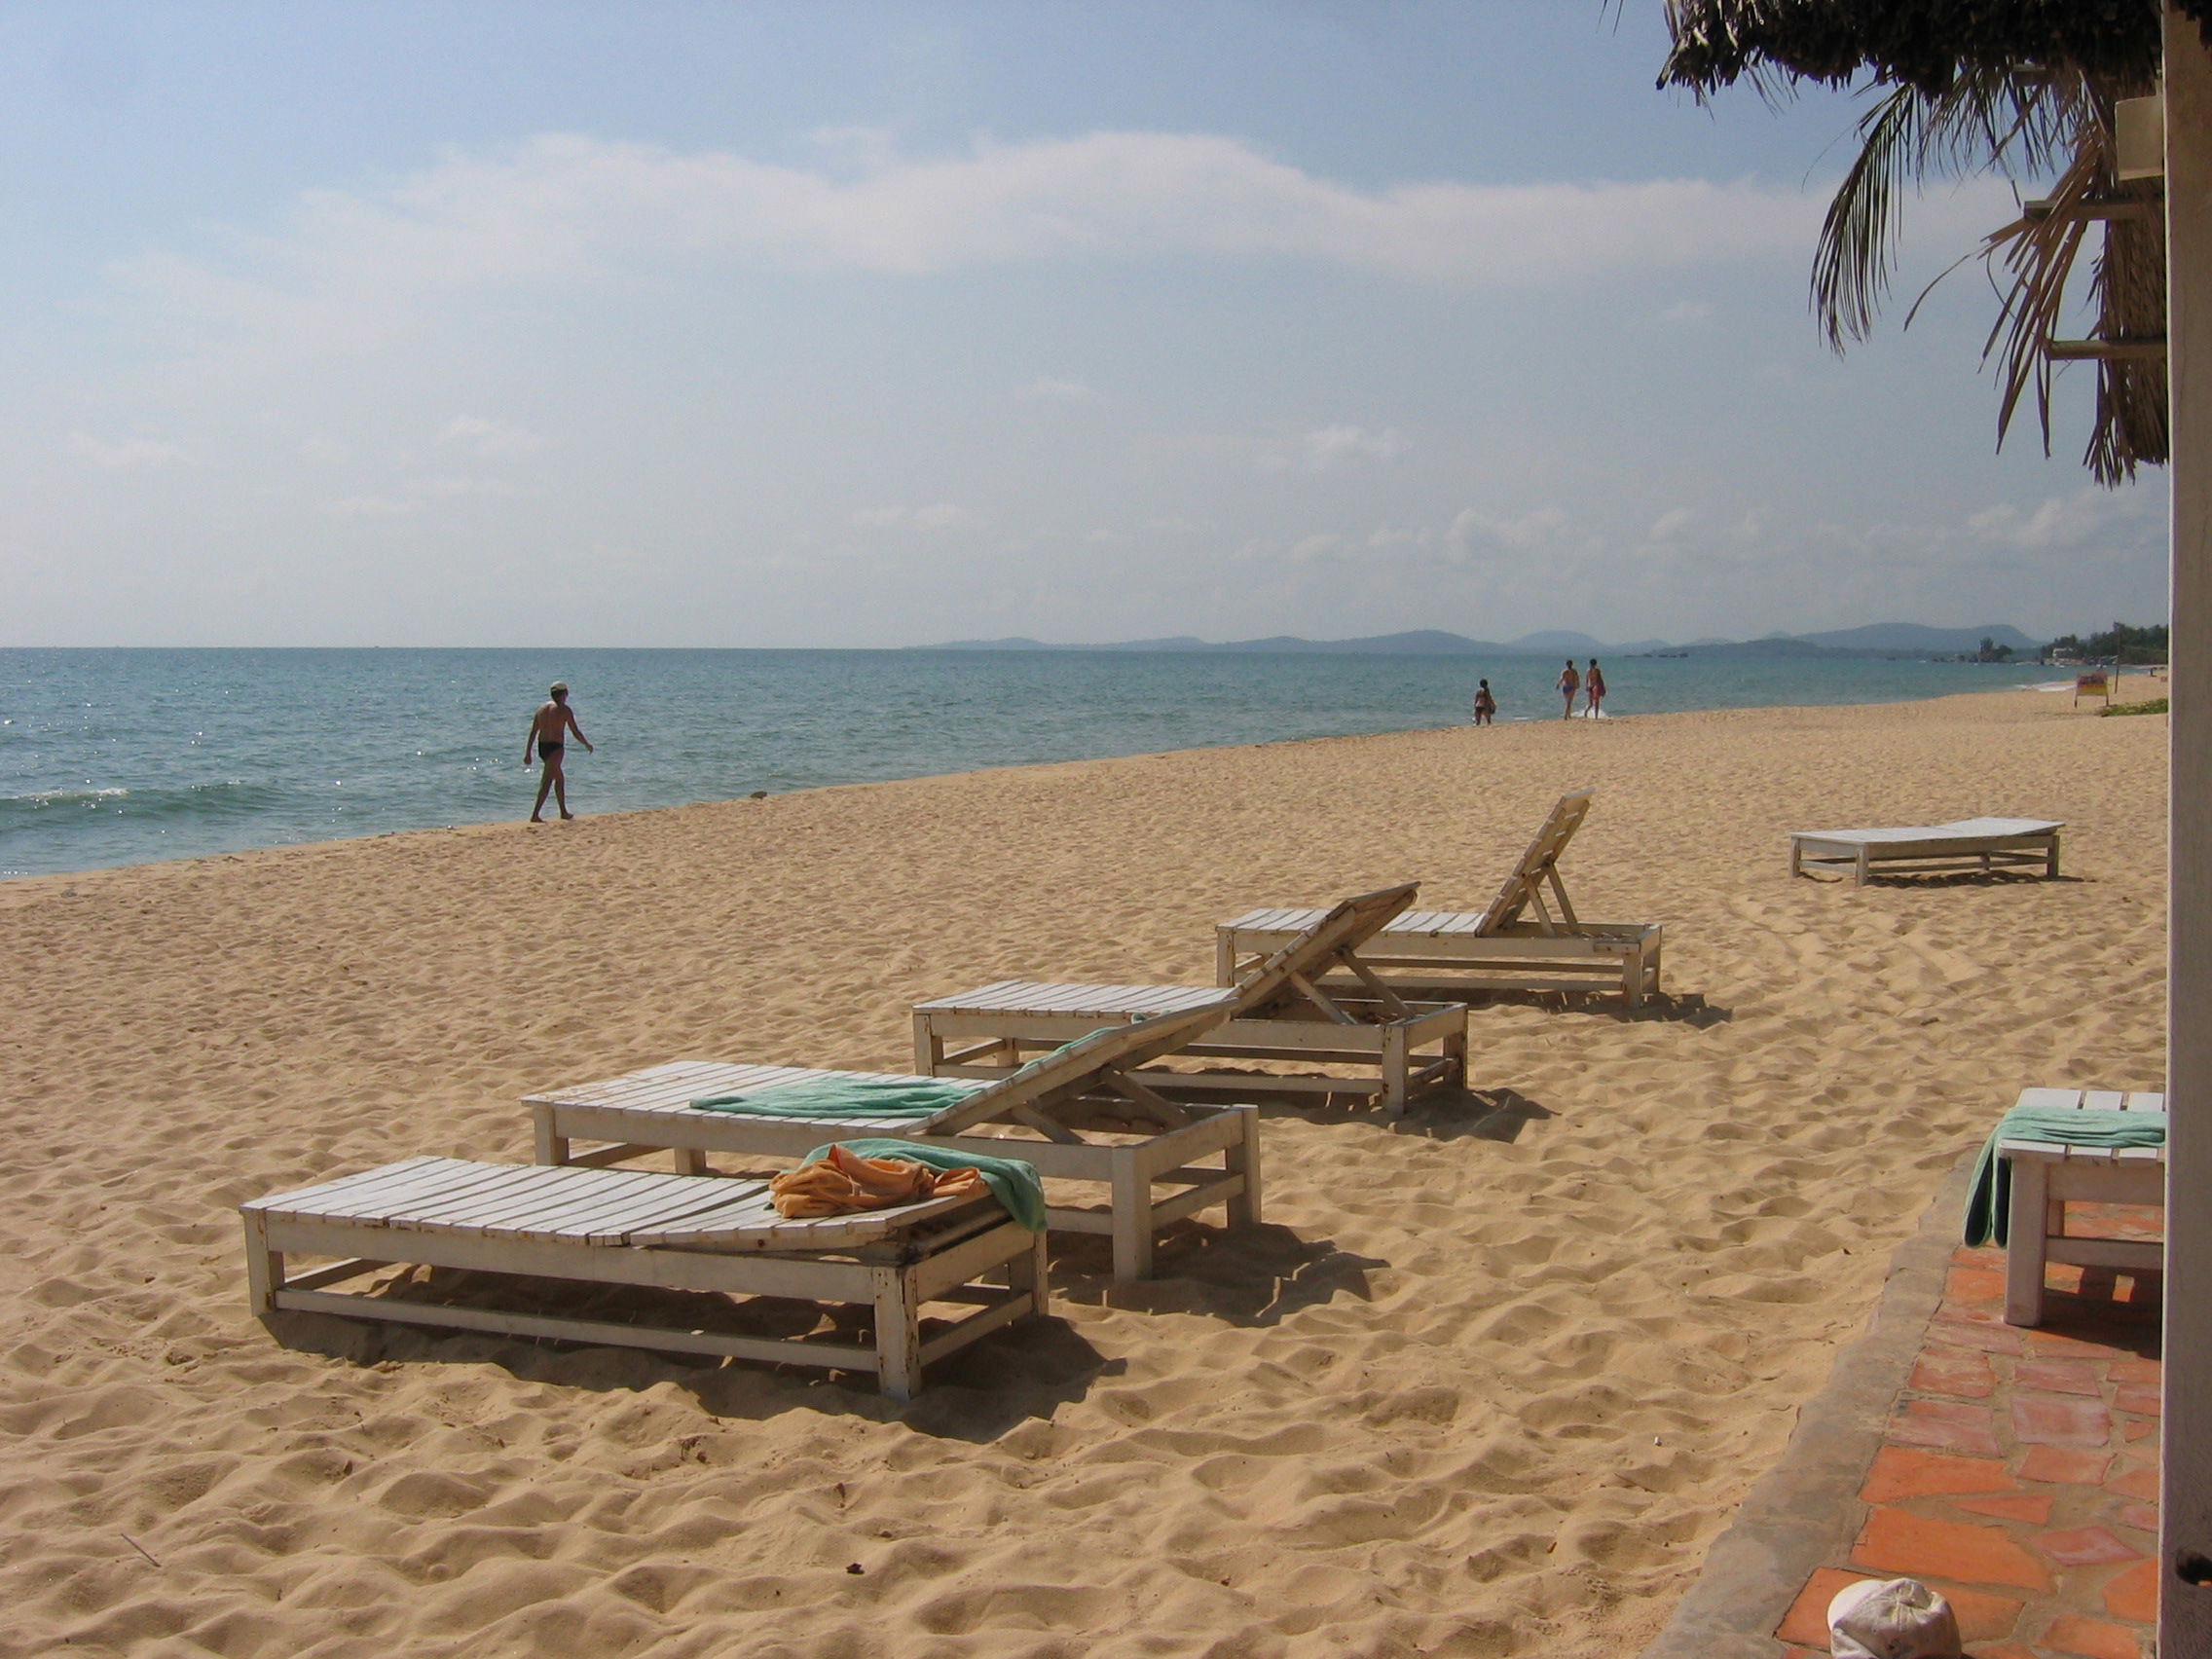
[0,647,2061,879]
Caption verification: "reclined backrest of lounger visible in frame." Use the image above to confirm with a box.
[1474,791,1593,935]
[1226,881,1420,1016]
[921,990,1242,1134]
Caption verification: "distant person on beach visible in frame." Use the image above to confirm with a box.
[1584,659,1606,718]
[526,682,594,822]
[1472,679,1496,725]
[1557,660,1580,719]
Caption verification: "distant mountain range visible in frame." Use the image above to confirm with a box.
[919,623,2045,659]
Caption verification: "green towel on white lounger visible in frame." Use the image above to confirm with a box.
[688,1075,988,1119]
[803,1138,1049,1233]
[1963,1105,2166,1248]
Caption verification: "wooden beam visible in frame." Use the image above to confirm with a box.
[2162,11,2212,1653]
[2044,338,2168,361]
[2022,197,2159,222]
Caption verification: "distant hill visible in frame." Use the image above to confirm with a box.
[922,629,1670,656]
[1792,623,2041,653]
[918,623,2044,659]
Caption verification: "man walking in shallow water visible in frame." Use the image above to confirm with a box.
[527,682,594,822]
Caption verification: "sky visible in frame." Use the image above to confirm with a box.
[0,1,2171,648]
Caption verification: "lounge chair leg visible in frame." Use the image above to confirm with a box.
[1445,1022,1469,1089]
[2047,837,2061,878]
[1215,932,1238,986]
[1225,1105,1263,1228]
[1381,1026,1410,1120]
[673,1148,707,1176]
[243,1212,280,1315]
[1006,1228,1050,1320]
[1109,1145,1154,1282]
[2003,1156,2050,1326]
[532,1108,570,1166]
[871,1264,923,1403]
[1856,847,1870,887]
[911,1012,939,1075]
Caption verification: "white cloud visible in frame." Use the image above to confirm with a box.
[1449,504,1570,560]
[439,414,540,456]
[1967,490,2141,552]
[851,502,972,529]
[325,474,516,517]
[104,131,1835,361]
[67,432,184,469]
[1015,377,1094,402]
[1303,424,1409,469]
[1649,506,1695,538]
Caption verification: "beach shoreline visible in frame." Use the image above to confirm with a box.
[0,675,2160,895]
[0,683,2166,1657]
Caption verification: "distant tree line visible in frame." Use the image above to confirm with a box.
[2045,622,2170,664]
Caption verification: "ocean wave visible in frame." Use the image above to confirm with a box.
[0,779,289,830]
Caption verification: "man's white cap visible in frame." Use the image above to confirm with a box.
[1827,1577,1963,1659]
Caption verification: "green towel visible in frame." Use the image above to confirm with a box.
[1963,1105,2166,1247]
[803,1138,1048,1234]
[688,1075,987,1119]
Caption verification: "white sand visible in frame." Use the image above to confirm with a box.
[0,684,2166,1658]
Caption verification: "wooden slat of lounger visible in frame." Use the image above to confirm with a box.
[248,1156,458,1220]
[1219,906,1318,932]
[922,981,1223,1020]
[505,1180,775,1244]
[386,1164,613,1233]
[253,1158,944,1253]
[262,1159,535,1227]
[462,1166,740,1239]
[579,1184,793,1245]
[633,1199,977,1248]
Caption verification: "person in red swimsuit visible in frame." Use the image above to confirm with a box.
[526,682,594,822]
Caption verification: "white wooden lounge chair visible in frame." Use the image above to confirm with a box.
[1215,793,1663,1009]
[2000,1087,2164,1327]
[913,884,1468,1124]
[529,996,1259,1283]
[1789,817,2063,886]
[242,1155,1046,1402]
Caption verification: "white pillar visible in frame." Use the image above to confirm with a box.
[2164,9,2212,1651]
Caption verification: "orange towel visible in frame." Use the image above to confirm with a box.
[768,1143,989,1218]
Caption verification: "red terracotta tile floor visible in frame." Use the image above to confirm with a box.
[1772,1203,2161,1658]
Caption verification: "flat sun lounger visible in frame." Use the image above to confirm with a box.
[529,996,1259,1283]
[242,1155,1047,1401]
[1215,793,1663,1009]
[1789,817,2063,885]
[913,884,1468,1124]
[1971,1087,2166,1327]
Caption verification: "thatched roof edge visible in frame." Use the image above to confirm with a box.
[1660,2,2202,96]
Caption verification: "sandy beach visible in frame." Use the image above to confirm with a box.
[0,683,2167,1659]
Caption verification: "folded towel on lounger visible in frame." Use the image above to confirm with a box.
[1962,1105,2166,1248]
[770,1139,1048,1232]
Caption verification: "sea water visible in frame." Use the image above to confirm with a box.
[0,647,2062,879]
